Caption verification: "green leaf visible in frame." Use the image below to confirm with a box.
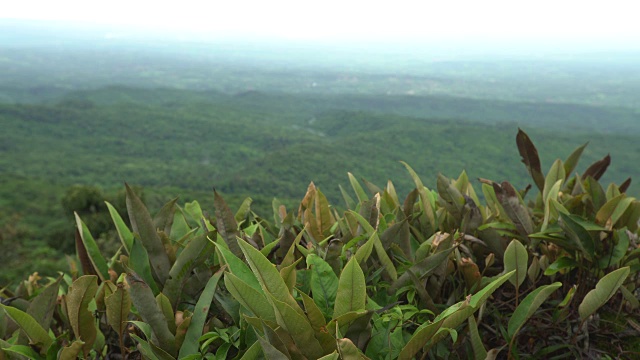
[126,183,172,286]
[239,340,263,360]
[0,305,53,352]
[153,197,178,236]
[156,293,175,335]
[559,213,595,261]
[65,275,98,357]
[130,334,161,360]
[105,283,131,343]
[164,232,214,308]
[214,190,243,258]
[215,241,261,291]
[544,256,578,275]
[299,291,327,330]
[595,194,626,225]
[257,335,290,360]
[129,237,161,295]
[493,181,533,240]
[563,142,588,180]
[401,161,436,232]
[179,266,225,358]
[126,272,177,356]
[106,201,134,254]
[437,173,465,219]
[224,272,276,322]
[268,293,325,359]
[74,213,109,281]
[237,238,304,317]
[307,254,339,317]
[390,243,456,294]
[26,276,61,332]
[337,337,365,359]
[578,267,630,321]
[468,316,487,360]
[516,128,545,192]
[508,282,562,338]
[503,239,528,288]
[333,257,366,320]
[598,229,630,269]
[1,344,43,359]
[543,159,565,203]
[58,340,85,360]
[353,233,376,265]
[397,319,444,360]
[348,172,369,203]
[235,197,253,223]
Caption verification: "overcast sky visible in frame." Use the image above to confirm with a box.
[3,0,639,45]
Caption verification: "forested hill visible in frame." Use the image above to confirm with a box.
[2,87,638,206]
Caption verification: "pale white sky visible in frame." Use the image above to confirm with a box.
[3,0,639,43]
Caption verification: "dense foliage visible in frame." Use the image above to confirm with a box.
[1,130,639,359]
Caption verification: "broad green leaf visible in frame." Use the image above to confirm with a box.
[235,197,253,223]
[239,340,263,360]
[316,189,335,236]
[74,213,109,281]
[339,184,357,210]
[156,293,175,335]
[224,272,276,322]
[353,233,376,265]
[126,183,172,286]
[257,335,289,360]
[237,238,304,317]
[620,285,640,310]
[390,243,456,294]
[179,266,225,358]
[541,180,563,231]
[66,275,98,357]
[563,142,588,181]
[579,267,630,321]
[280,258,300,293]
[307,254,339,317]
[130,334,161,360]
[610,197,636,227]
[468,316,487,360]
[0,344,43,359]
[126,272,177,356]
[58,340,85,360]
[348,172,369,203]
[543,160,565,203]
[268,293,325,359]
[559,213,595,261]
[105,283,131,343]
[599,228,630,269]
[437,173,465,219]
[106,201,134,253]
[504,239,528,287]
[129,237,160,295]
[337,337,365,359]
[153,197,178,236]
[214,190,243,258]
[0,304,53,352]
[544,256,578,275]
[164,232,214,308]
[595,194,625,225]
[401,161,436,232]
[318,351,340,360]
[299,291,327,331]
[493,181,533,240]
[508,282,562,338]
[397,319,444,360]
[215,241,260,291]
[516,129,545,191]
[333,257,366,320]
[26,276,61,332]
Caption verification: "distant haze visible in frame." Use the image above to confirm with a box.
[2,0,639,52]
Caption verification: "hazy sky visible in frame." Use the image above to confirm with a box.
[3,0,639,44]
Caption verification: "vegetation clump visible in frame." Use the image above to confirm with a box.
[1,129,639,359]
